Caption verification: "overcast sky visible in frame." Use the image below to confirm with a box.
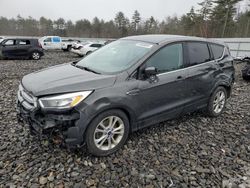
[0,0,204,22]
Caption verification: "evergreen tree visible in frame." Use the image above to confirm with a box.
[131,10,141,33]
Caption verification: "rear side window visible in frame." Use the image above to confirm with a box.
[52,37,61,43]
[145,43,183,74]
[187,42,210,66]
[18,40,31,45]
[210,44,224,59]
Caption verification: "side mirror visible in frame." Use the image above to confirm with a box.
[144,67,157,77]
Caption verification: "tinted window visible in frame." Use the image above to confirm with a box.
[18,40,30,45]
[187,42,210,65]
[210,44,224,59]
[44,38,52,42]
[90,44,102,48]
[4,40,15,46]
[145,43,183,74]
[52,37,61,43]
[224,47,231,56]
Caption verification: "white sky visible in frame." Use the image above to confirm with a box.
[0,0,248,22]
[0,0,202,21]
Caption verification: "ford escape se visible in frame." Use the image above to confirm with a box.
[17,35,235,156]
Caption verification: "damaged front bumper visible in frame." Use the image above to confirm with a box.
[16,85,85,148]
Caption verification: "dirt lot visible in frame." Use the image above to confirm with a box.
[0,51,250,188]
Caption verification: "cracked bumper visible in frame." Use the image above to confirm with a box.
[16,101,84,148]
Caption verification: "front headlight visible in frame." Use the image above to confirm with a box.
[38,91,92,109]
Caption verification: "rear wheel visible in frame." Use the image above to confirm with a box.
[206,86,227,117]
[31,51,41,60]
[67,45,72,51]
[86,110,129,156]
[243,75,250,81]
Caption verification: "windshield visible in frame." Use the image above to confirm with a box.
[76,40,154,74]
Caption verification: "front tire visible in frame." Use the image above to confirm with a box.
[86,110,129,156]
[206,86,227,117]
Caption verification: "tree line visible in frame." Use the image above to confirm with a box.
[0,0,249,38]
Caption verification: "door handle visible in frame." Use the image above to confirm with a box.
[176,75,183,80]
[126,89,140,96]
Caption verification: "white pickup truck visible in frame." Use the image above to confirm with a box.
[39,36,62,50]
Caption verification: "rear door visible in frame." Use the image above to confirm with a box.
[16,39,32,57]
[2,39,17,57]
[52,37,61,49]
[184,41,216,112]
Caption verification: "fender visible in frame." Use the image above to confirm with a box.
[210,73,234,97]
[74,96,137,141]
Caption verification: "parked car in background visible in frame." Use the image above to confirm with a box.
[0,38,44,60]
[71,42,104,57]
[39,36,62,50]
[17,35,235,156]
[241,57,250,80]
[61,39,80,51]
[0,36,5,43]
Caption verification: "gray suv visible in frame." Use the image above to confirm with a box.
[17,35,235,156]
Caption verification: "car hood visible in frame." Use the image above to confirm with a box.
[22,63,117,96]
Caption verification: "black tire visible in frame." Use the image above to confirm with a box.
[205,86,227,117]
[85,109,130,156]
[242,75,249,81]
[67,45,72,51]
[31,51,41,60]
[62,49,68,52]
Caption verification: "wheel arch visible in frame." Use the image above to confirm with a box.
[211,81,232,98]
[79,105,136,144]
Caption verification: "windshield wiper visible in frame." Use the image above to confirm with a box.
[82,66,100,74]
[73,63,100,74]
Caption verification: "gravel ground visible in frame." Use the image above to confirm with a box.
[0,51,249,188]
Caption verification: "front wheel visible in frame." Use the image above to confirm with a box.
[206,86,227,117]
[85,110,129,156]
[31,52,41,60]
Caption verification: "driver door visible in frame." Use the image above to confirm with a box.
[2,39,17,57]
[128,43,189,128]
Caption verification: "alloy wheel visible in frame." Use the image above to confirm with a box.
[32,52,40,60]
[213,90,226,114]
[94,116,125,151]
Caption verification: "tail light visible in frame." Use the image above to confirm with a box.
[38,42,42,48]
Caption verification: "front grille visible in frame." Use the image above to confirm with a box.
[17,84,37,111]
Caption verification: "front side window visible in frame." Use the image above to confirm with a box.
[77,40,153,74]
[44,38,52,42]
[4,40,15,46]
[210,44,224,59]
[145,43,183,74]
[187,42,210,66]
